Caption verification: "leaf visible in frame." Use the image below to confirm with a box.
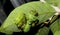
[15,1,55,32]
[21,1,55,24]
[0,22,20,34]
[54,31,60,35]
[49,18,60,34]
[36,26,49,35]
[45,0,60,8]
[0,1,56,34]
[36,2,55,24]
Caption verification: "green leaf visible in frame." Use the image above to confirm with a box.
[50,18,60,34]
[36,26,49,35]
[0,22,20,34]
[0,1,56,34]
[54,31,60,35]
[36,2,55,24]
[16,1,55,32]
[45,0,60,8]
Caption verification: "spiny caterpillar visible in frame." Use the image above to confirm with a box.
[0,1,55,35]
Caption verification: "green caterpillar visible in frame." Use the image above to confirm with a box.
[0,1,55,35]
